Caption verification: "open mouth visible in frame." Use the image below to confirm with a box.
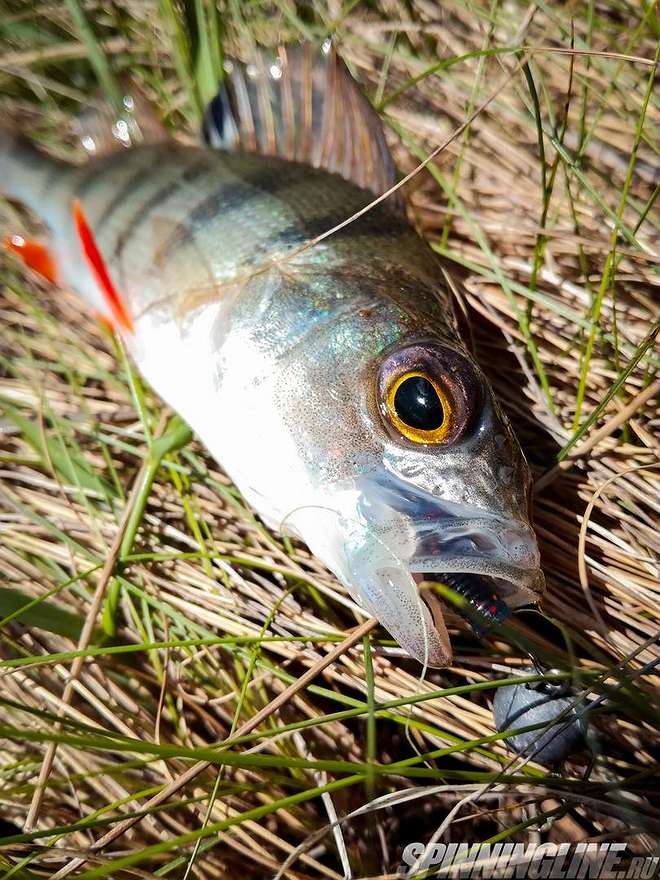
[408,526,544,648]
[330,472,545,667]
[338,546,542,668]
[358,469,542,592]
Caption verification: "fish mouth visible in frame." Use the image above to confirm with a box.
[409,528,544,608]
[408,501,544,654]
[364,469,543,600]
[405,531,543,661]
[336,473,544,667]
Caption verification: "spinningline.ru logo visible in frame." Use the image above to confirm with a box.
[398,842,660,879]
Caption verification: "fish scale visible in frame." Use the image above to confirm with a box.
[59,144,432,325]
[0,44,544,666]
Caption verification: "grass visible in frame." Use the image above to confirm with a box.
[0,0,658,878]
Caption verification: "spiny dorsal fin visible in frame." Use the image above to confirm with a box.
[72,81,168,158]
[202,42,401,204]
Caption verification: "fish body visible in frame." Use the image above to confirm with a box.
[0,47,544,665]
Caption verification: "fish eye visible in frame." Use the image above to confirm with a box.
[377,342,479,446]
[386,372,451,443]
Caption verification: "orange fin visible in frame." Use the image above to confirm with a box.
[73,199,134,333]
[3,235,58,283]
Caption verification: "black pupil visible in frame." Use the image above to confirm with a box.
[393,376,444,431]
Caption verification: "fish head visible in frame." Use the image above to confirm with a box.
[297,335,543,667]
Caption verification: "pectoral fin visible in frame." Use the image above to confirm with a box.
[73,199,134,333]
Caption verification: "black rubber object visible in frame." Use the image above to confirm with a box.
[492,670,588,765]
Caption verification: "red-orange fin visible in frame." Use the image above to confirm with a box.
[3,235,58,283]
[72,199,134,333]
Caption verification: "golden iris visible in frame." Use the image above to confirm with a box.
[385,371,452,444]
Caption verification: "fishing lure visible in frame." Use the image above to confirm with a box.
[0,44,544,665]
[433,571,510,637]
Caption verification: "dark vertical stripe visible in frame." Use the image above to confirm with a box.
[42,160,64,193]
[161,161,310,258]
[94,159,162,231]
[112,155,215,263]
[74,151,125,199]
[271,204,410,245]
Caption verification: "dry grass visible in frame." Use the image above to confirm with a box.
[0,1,658,878]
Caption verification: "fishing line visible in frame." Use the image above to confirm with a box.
[405,638,660,879]
[276,648,660,880]
[278,502,340,541]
